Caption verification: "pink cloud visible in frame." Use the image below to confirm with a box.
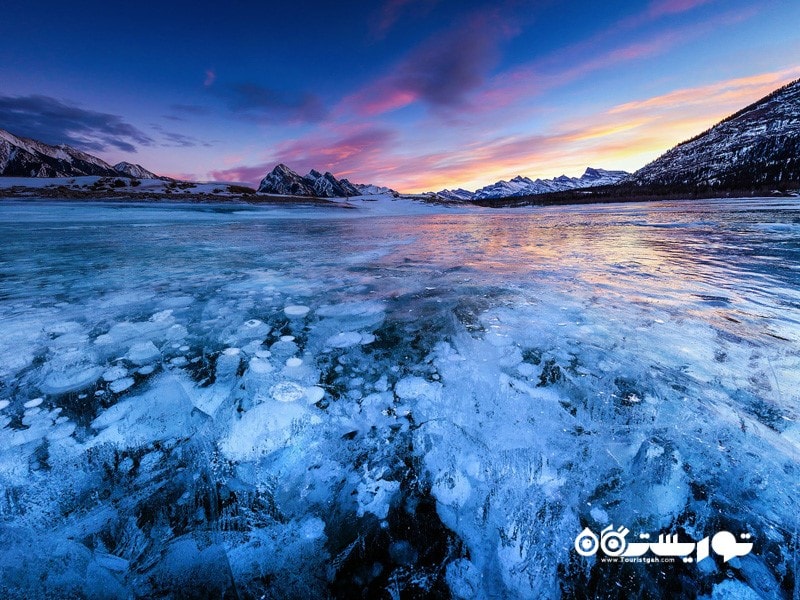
[209,126,397,186]
[208,165,267,185]
[647,0,715,18]
[204,69,216,87]
[468,4,760,119]
[341,11,516,118]
[374,0,439,36]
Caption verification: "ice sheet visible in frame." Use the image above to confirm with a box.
[0,198,798,598]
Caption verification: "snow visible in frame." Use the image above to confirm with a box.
[0,198,798,597]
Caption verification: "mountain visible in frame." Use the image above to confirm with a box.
[113,161,162,180]
[436,188,474,201]
[0,128,163,180]
[353,183,399,196]
[633,78,800,188]
[0,128,122,178]
[435,168,629,200]
[258,164,389,197]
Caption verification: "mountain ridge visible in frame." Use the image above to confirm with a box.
[434,167,630,200]
[632,78,800,188]
[257,163,397,198]
[0,128,162,179]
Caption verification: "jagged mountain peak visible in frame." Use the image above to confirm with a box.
[258,164,386,198]
[435,167,630,200]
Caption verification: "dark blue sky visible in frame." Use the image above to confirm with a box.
[1,0,798,191]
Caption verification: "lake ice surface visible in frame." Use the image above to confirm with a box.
[0,199,798,598]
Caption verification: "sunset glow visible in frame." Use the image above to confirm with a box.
[1,0,798,192]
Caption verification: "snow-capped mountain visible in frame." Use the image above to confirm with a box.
[633,78,800,188]
[0,128,122,178]
[113,161,162,180]
[258,164,389,198]
[436,188,475,201]
[305,169,361,197]
[353,183,399,196]
[435,168,629,200]
[0,129,163,180]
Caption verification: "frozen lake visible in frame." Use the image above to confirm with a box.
[0,198,798,598]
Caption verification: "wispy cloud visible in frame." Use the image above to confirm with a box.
[470,4,760,119]
[342,11,516,117]
[646,0,716,19]
[209,125,396,185]
[609,67,800,115]
[0,95,152,153]
[373,0,439,37]
[150,124,213,148]
[220,82,328,124]
[386,67,800,192]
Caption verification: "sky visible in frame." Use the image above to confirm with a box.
[1,0,798,193]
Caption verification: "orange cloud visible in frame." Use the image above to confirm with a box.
[610,67,800,115]
[393,68,800,193]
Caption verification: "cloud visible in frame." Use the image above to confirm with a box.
[609,67,800,115]
[207,164,268,185]
[149,124,213,148]
[646,0,715,18]
[221,82,328,123]
[343,12,515,116]
[383,66,800,193]
[209,126,396,185]
[373,0,439,36]
[170,104,211,116]
[0,95,152,153]
[204,69,216,87]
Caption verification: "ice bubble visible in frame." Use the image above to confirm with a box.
[0,400,9,410]
[280,335,295,342]
[109,377,135,394]
[126,341,160,365]
[356,474,400,519]
[326,331,363,348]
[255,350,271,358]
[45,321,82,335]
[300,517,326,540]
[24,398,44,409]
[249,358,274,374]
[395,376,440,401]
[150,309,173,322]
[271,381,306,403]
[517,363,536,377]
[317,301,385,319]
[41,364,103,395]
[360,333,376,345]
[432,471,471,508]
[222,347,241,356]
[170,356,188,366]
[590,506,609,525]
[304,386,325,404]
[102,366,128,382]
[285,357,303,368]
[284,305,310,317]
[138,365,155,375]
[46,422,76,441]
[446,559,482,600]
